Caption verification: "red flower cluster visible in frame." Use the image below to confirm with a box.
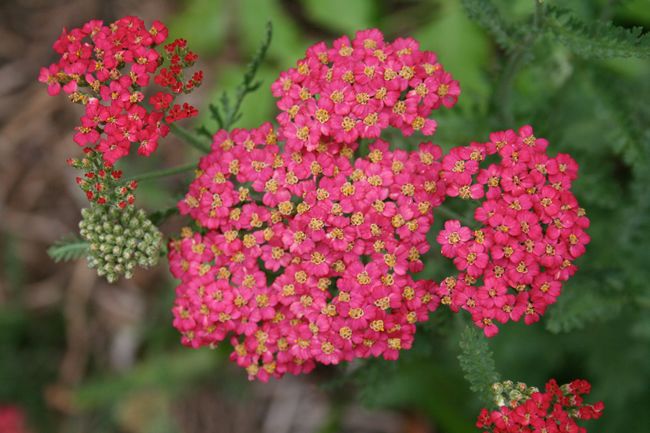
[434,127,590,337]
[39,16,202,163]
[477,379,604,433]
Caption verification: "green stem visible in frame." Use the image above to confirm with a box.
[125,162,197,182]
[170,123,212,153]
[494,0,546,125]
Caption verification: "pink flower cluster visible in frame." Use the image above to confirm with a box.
[168,29,464,381]
[434,127,590,337]
[39,16,202,163]
[170,131,447,381]
[168,28,589,380]
[477,379,604,433]
[273,28,460,146]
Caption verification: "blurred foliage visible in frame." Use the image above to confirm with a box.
[5,0,650,432]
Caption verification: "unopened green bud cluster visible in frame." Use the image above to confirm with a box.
[491,380,540,408]
[79,203,163,283]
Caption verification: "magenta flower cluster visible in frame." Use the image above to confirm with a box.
[167,29,589,381]
[39,16,202,164]
[169,29,461,381]
[434,128,590,337]
[273,28,459,146]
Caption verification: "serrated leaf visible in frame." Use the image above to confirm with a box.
[548,5,650,59]
[458,326,500,405]
[47,233,90,263]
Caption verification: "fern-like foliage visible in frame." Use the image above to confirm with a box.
[547,5,650,59]
[461,0,527,53]
[458,326,500,406]
[207,19,273,132]
[47,233,90,263]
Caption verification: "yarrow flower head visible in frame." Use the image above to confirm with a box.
[168,28,589,380]
[477,379,604,433]
[40,16,202,163]
[434,126,590,337]
[169,28,462,380]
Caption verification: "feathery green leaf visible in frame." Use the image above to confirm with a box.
[47,233,90,263]
[548,5,650,59]
[458,326,500,405]
[211,19,273,131]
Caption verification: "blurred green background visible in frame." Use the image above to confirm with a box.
[1,0,649,432]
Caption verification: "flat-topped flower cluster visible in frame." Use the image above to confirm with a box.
[272,28,460,145]
[168,28,589,381]
[434,127,590,337]
[477,379,604,432]
[39,16,202,165]
[170,29,462,380]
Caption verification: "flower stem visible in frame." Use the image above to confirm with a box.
[494,0,546,125]
[169,123,212,153]
[125,162,197,182]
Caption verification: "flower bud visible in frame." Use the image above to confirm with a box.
[491,382,504,395]
[494,394,506,407]
[79,202,162,283]
[526,386,539,396]
[503,380,513,391]
[509,390,523,402]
